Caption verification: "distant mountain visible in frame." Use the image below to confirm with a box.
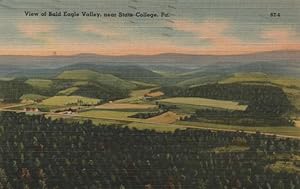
[60,63,162,82]
[1,50,299,81]
[0,50,299,69]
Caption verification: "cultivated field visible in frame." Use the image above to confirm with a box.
[147,111,180,124]
[96,103,157,110]
[41,96,100,106]
[114,87,158,104]
[78,110,140,121]
[25,79,53,89]
[159,97,248,111]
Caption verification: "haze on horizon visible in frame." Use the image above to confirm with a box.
[0,0,299,56]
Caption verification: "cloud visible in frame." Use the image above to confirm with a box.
[261,27,298,42]
[172,20,239,46]
[16,21,56,43]
[171,19,300,54]
[2,18,300,56]
[79,24,123,39]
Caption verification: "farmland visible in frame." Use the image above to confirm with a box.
[25,79,53,89]
[41,96,100,106]
[96,103,157,110]
[147,111,180,124]
[158,97,247,111]
[78,110,140,122]
[0,60,299,138]
[20,94,48,101]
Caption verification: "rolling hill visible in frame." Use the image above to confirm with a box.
[56,69,137,91]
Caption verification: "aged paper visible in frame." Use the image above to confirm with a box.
[0,0,299,188]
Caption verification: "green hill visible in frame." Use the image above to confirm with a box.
[220,72,300,110]
[220,72,300,89]
[57,70,137,91]
[0,79,33,102]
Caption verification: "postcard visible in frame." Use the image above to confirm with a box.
[0,0,299,188]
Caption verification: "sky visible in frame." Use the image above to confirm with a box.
[0,0,299,56]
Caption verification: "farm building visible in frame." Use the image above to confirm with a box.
[23,107,40,112]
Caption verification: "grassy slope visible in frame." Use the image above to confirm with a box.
[57,87,79,96]
[220,72,300,88]
[176,75,225,87]
[57,70,137,91]
[25,79,53,89]
[20,94,48,101]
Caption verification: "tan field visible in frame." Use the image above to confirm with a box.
[147,111,180,124]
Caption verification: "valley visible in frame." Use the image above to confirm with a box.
[1,52,300,138]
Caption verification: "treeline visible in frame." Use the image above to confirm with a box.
[0,78,131,103]
[162,84,294,126]
[181,109,295,127]
[129,104,176,119]
[129,109,168,119]
[0,79,33,102]
[0,112,299,189]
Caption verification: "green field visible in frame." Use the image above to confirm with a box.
[78,110,140,121]
[0,77,14,81]
[20,94,48,101]
[130,81,157,88]
[25,79,53,89]
[159,97,247,111]
[41,96,100,106]
[57,87,79,96]
[212,145,250,153]
[115,87,158,104]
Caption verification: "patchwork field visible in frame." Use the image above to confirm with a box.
[159,97,248,111]
[41,96,100,106]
